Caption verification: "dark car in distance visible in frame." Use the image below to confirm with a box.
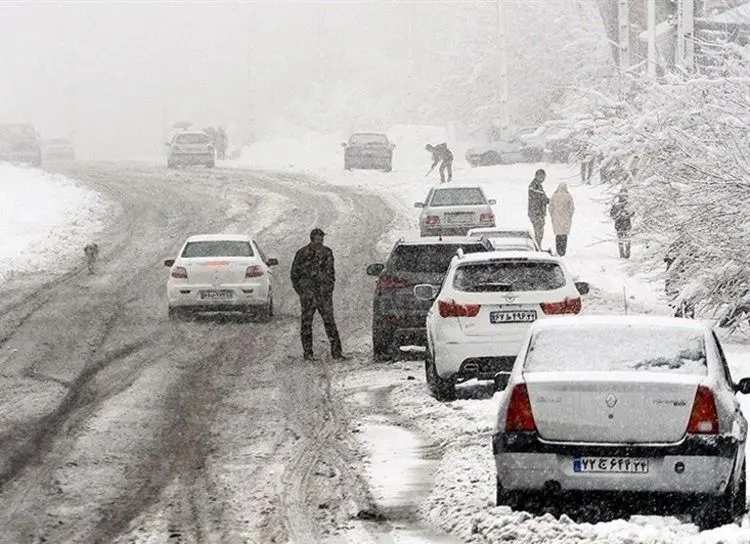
[366,236,493,360]
[342,132,394,172]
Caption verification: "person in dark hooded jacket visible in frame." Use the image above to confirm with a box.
[527,169,549,247]
[609,188,634,258]
[425,143,453,183]
[290,228,344,360]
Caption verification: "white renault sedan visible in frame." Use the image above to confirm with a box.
[416,250,588,401]
[494,316,749,529]
[164,234,277,320]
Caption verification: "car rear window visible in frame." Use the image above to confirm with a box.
[349,134,388,145]
[181,241,254,258]
[525,326,708,375]
[176,133,210,144]
[453,261,565,292]
[387,244,486,273]
[429,188,486,206]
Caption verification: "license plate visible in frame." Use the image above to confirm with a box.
[446,214,473,224]
[200,290,233,301]
[490,310,536,323]
[573,457,649,474]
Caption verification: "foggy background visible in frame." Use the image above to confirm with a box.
[0,1,611,160]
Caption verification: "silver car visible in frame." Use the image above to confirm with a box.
[415,185,496,237]
[493,315,749,529]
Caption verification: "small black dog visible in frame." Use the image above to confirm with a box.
[84,243,99,274]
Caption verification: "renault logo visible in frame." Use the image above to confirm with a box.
[605,394,618,408]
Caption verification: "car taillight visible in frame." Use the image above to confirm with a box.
[377,275,409,289]
[245,265,264,278]
[426,215,440,225]
[480,212,495,223]
[505,384,537,432]
[437,299,481,318]
[540,297,581,315]
[687,385,719,434]
[171,266,187,279]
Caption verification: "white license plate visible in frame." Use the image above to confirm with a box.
[200,290,233,301]
[573,457,649,474]
[490,310,536,323]
[446,214,473,224]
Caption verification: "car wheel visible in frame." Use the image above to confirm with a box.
[344,161,352,171]
[496,480,526,509]
[372,323,394,361]
[383,161,392,173]
[694,462,745,529]
[257,296,273,323]
[425,349,455,401]
[168,307,182,320]
[206,161,215,168]
[167,161,175,169]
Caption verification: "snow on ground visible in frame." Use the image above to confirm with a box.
[241,129,750,543]
[0,163,113,281]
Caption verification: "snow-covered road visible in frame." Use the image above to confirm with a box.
[1,138,749,543]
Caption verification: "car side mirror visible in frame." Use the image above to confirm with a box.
[413,284,437,301]
[575,281,590,295]
[341,142,347,148]
[414,202,424,208]
[494,372,510,391]
[164,259,175,267]
[266,258,279,266]
[488,199,497,205]
[736,377,750,395]
[366,263,385,276]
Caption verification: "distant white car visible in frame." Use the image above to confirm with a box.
[416,250,588,400]
[166,131,215,169]
[467,226,539,250]
[415,185,496,237]
[164,234,278,320]
[493,315,749,529]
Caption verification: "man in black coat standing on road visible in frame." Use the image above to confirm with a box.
[527,169,549,248]
[290,228,345,361]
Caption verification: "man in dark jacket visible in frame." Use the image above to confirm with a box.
[527,169,549,247]
[290,228,344,360]
[425,143,453,183]
[609,189,634,259]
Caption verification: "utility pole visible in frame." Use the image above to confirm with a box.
[496,0,509,141]
[647,0,657,77]
[676,0,695,71]
[618,0,630,76]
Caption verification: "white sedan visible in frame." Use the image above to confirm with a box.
[494,315,749,529]
[415,250,588,401]
[164,234,277,320]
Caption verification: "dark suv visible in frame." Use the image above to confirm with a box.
[366,236,493,360]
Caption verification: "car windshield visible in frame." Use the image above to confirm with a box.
[349,134,388,145]
[429,188,486,206]
[176,133,210,144]
[525,326,708,375]
[181,241,254,258]
[388,244,486,273]
[453,261,565,292]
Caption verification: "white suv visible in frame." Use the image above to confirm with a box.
[416,250,589,401]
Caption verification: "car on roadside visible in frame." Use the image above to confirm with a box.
[415,250,589,401]
[166,130,216,169]
[164,234,278,320]
[341,132,395,172]
[0,123,42,167]
[465,127,543,168]
[493,315,749,529]
[416,185,496,237]
[366,236,493,361]
[467,226,540,251]
[42,138,75,161]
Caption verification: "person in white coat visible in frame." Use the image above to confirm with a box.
[548,183,575,256]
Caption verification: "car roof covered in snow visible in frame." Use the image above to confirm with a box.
[431,184,487,191]
[185,234,253,243]
[469,226,532,234]
[530,315,710,333]
[454,250,559,263]
[397,235,488,246]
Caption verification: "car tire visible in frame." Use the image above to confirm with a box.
[344,161,352,171]
[383,161,392,173]
[206,161,215,168]
[694,461,745,529]
[168,307,182,320]
[372,322,394,361]
[258,295,273,323]
[167,161,176,169]
[425,349,455,401]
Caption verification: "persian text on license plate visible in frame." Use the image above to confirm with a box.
[200,290,233,301]
[489,310,536,324]
[573,457,649,474]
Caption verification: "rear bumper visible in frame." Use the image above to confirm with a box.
[374,312,428,346]
[167,283,269,309]
[170,153,214,164]
[433,337,523,379]
[345,156,391,168]
[420,223,495,237]
[0,151,40,163]
[493,432,741,495]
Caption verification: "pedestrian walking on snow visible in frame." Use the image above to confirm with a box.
[290,228,345,361]
[548,183,575,256]
[527,169,549,248]
[610,189,634,259]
